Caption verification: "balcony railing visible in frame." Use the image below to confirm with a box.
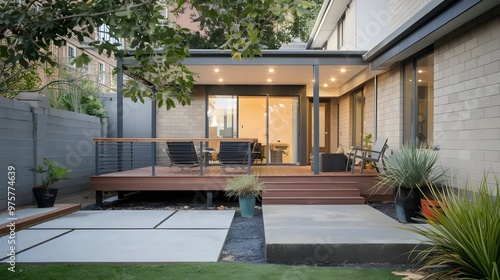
[93,138,256,176]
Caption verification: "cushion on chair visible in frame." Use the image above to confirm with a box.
[320,153,347,172]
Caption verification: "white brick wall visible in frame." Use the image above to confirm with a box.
[376,67,402,150]
[338,94,351,147]
[434,10,500,186]
[389,0,431,32]
[156,86,206,165]
[364,80,375,138]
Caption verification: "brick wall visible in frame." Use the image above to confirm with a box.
[156,86,206,165]
[433,9,500,185]
[338,94,351,148]
[376,67,402,150]
[389,0,431,32]
[364,79,375,138]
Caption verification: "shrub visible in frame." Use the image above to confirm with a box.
[407,175,500,279]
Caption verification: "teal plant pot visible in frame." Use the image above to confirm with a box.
[239,195,256,218]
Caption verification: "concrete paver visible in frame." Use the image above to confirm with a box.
[158,210,235,229]
[0,230,70,257]
[14,229,229,263]
[30,210,176,229]
[263,205,428,264]
[2,209,235,263]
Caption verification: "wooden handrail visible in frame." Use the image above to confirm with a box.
[93,138,258,143]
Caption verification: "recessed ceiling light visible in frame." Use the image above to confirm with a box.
[214,68,220,73]
[418,70,423,73]
[340,68,346,73]
[218,78,223,82]
[267,78,272,82]
[323,83,328,87]
[418,79,422,82]
[268,68,275,73]
[330,78,336,82]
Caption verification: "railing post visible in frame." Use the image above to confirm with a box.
[247,141,251,174]
[151,141,156,176]
[95,141,99,175]
[199,141,204,176]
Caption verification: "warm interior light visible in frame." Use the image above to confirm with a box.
[218,78,223,82]
[418,70,423,73]
[267,78,272,82]
[330,78,336,82]
[418,79,422,82]
[214,68,220,73]
[340,68,346,73]
[268,68,275,73]
[323,83,328,87]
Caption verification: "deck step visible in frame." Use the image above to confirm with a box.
[262,181,357,189]
[262,197,365,205]
[262,181,365,205]
[264,188,361,197]
[0,204,80,235]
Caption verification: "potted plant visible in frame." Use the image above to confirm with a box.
[371,144,445,223]
[32,158,70,208]
[362,133,373,149]
[362,134,374,169]
[420,183,446,220]
[224,174,264,218]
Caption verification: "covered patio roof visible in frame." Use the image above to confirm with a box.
[122,49,369,96]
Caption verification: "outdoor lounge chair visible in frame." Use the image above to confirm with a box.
[346,138,388,174]
[251,142,265,165]
[166,141,200,171]
[218,141,251,172]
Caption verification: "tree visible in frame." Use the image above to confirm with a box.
[1,0,315,109]
[186,0,322,50]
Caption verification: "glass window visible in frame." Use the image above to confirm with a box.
[403,52,434,147]
[352,89,364,147]
[337,13,345,50]
[98,62,105,84]
[68,46,76,67]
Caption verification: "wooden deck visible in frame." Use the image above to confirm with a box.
[90,165,391,206]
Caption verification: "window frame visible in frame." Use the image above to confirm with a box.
[402,50,434,147]
[98,62,105,84]
[67,45,76,68]
[337,13,345,50]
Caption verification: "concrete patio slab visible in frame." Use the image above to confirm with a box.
[0,229,70,260]
[158,210,235,229]
[14,229,229,263]
[263,205,428,265]
[30,210,175,229]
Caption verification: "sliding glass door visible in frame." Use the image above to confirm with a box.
[208,95,299,164]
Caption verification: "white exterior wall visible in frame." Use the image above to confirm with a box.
[338,94,351,147]
[156,86,206,165]
[375,67,402,150]
[389,0,432,32]
[341,0,357,50]
[433,10,500,187]
[364,80,376,137]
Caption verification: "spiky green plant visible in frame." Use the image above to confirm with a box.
[224,175,264,198]
[407,175,500,279]
[372,144,446,194]
[34,158,70,189]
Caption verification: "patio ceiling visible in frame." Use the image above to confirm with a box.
[182,50,368,90]
[186,64,366,87]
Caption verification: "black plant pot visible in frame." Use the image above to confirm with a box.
[393,187,422,223]
[32,188,58,208]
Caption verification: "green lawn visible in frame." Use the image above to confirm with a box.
[1,263,403,280]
